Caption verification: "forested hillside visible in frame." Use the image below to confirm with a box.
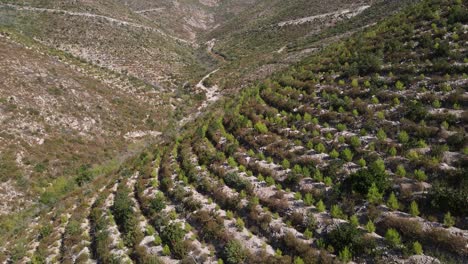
[0,0,466,263]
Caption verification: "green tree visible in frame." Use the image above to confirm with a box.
[162,245,171,256]
[314,169,323,182]
[413,241,423,255]
[294,192,302,201]
[304,229,313,240]
[226,210,234,220]
[409,201,420,217]
[265,176,275,186]
[149,192,166,214]
[376,111,385,120]
[358,158,366,167]
[387,192,399,211]
[367,183,383,204]
[341,148,354,162]
[254,122,268,133]
[398,131,409,144]
[331,205,346,219]
[349,215,359,227]
[324,177,332,186]
[443,212,455,227]
[366,220,376,233]
[329,149,339,159]
[294,256,305,264]
[377,129,387,141]
[112,185,143,247]
[315,143,326,153]
[385,228,401,247]
[316,200,325,212]
[388,147,397,156]
[224,240,247,264]
[370,158,386,174]
[282,159,290,169]
[338,246,352,263]
[304,193,314,206]
[160,222,186,250]
[233,217,244,231]
[441,120,449,129]
[396,165,406,177]
[350,136,361,148]
[75,164,93,186]
[395,81,405,91]
[342,159,389,197]
[414,169,427,182]
[337,124,347,132]
[154,235,162,245]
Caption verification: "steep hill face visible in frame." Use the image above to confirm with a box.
[0,1,201,90]
[176,1,467,263]
[1,0,466,263]
[203,0,419,89]
[0,0,412,217]
[0,30,182,234]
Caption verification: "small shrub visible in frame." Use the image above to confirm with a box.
[385,228,401,247]
[413,241,423,255]
[409,201,420,217]
[316,200,326,212]
[367,183,383,204]
[304,228,313,240]
[443,212,455,227]
[162,244,171,256]
[413,170,427,182]
[331,205,346,219]
[366,220,376,233]
[387,192,399,211]
[396,165,406,177]
[338,246,352,263]
[235,218,245,231]
[254,122,268,133]
[398,131,409,144]
[349,215,359,227]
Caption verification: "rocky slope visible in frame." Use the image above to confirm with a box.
[2,0,466,263]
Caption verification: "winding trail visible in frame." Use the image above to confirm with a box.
[135,8,166,14]
[179,68,219,126]
[277,5,370,27]
[179,39,223,126]
[0,4,192,45]
[196,68,220,109]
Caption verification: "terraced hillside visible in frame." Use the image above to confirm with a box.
[0,0,414,224]
[182,0,467,262]
[0,0,467,263]
[203,0,419,89]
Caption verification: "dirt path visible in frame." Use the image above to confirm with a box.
[135,8,166,14]
[277,5,370,27]
[179,68,220,125]
[1,4,192,45]
[179,39,223,126]
[196,68,220,108]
